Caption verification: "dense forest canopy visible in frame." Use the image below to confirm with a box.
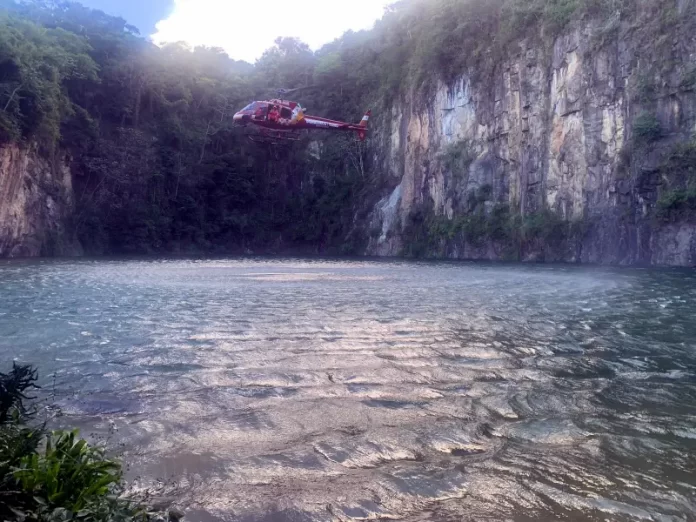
[0,0,687,255]
[0,0,376,254]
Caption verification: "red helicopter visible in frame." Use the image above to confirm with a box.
[233,92,371,144]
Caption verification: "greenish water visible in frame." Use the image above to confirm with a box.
[1,259,695,521]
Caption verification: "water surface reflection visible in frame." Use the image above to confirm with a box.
[1,259,695,521]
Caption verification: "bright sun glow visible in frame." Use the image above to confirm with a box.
[152,0,393,62]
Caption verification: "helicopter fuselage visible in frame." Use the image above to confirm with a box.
[233,99,369,140]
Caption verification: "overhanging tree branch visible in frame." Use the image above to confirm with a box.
[3,83,23,112]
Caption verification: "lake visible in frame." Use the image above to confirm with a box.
[1,258,695,521]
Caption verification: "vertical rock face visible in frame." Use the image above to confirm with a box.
[0,144,79,258]
[366,9,696,266]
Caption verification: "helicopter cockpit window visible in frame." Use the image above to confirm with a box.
[242,102,257,111]
[281,107,292,119]
[251,103,268,120]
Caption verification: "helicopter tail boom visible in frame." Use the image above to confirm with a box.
[359,110,371,127]
[357,110,371,141]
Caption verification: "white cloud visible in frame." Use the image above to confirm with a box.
[152,0,392,62]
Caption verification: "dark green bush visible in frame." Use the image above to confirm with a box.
[523,209,568,242]
[400,201,580,258]
[440,140,475,176]
[0,363,38,423]
[633,71,658,103]
[543,0,582,33]
[15,430,124,513]
[0,364,161,522]
[661,140,696,181]
[680,68,696,90]
[653,141,696,222]
[633,113,663,143]
[656,188,696,222]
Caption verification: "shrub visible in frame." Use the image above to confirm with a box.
[400,201,584,257]
[633,71,657,103]
[440,140,475,176]
[461,213,490,246]
[500,0,620,39]
[543,0,582,33]
[660,140,696,182]
[585,11,621,55]
[14,430,124,513]
[401,206,438,257]
[0,364,162,522]
[680,67,696,91]
[633,112,663,143]
[0,363,38,423]
[653,140,696,222]
[656,188,696,222]
[522,209,569,243]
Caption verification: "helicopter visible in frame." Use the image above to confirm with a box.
[233,88,371,144]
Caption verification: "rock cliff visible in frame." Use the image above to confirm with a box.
[0,144,79,257]
[2,0,696,266]
[366,2,696,266]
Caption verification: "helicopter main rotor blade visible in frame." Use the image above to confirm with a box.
[276,85,324,96]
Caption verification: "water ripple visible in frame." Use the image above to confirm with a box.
[1,258,695,521]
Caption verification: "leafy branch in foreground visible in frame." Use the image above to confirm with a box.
[0,363,38,423]
[0,363,170,522]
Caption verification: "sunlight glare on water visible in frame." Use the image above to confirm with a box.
[1,258,695,521]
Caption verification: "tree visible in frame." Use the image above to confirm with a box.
[0,13,97,143]
[255,37,315,89]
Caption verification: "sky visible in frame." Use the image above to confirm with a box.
[78,0,392,63]
[77,0,173,36]
[152,0,393,62]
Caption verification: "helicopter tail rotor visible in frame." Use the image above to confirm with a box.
[358,110,371,141]
[359,110,371,128]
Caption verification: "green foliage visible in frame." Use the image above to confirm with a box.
[313,52,344,85]
[0,0,374,255]
[585,10,621,55]
[501,0,583,36]
[0,12,98,145]
[661,140,696,181]
[0,364,158,522]
[0,363,43,522]
[522,208,568,242]
[681,67,696,90]
[543,0,582,32]
[309,0,641,108]
[500,0,545,37]
[632,71,657,103]
[14,430,122,512]
[401,201,581,259]
[255,37,314,89]
[654,140,696,222]
[500,0,625,40]
[656,188,696,222]
[0,363,38,423]
[440,140,475,176]
[632,112,663,143]
[401,205,442,257]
